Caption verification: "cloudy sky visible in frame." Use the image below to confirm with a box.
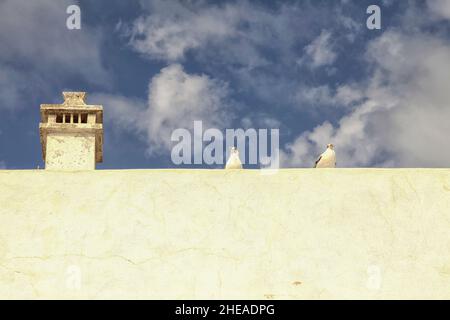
[0,0,449,169]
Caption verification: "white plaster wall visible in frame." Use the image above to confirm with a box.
[45,133,95,170]
[0,169,449,299]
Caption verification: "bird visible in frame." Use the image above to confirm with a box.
[314,144,336,168]
[225,147,243,169]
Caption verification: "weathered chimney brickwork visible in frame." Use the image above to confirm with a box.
[39,92,103,170]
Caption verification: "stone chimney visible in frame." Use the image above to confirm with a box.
[39,92,103,170]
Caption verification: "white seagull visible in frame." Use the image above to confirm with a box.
[314,144,336,168]
[225,147,243,169]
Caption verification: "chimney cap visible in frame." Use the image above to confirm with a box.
[62,92,86,105]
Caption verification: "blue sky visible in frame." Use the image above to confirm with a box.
[1,0,450,169]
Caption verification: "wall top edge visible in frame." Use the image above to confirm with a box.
[0,168,449,173]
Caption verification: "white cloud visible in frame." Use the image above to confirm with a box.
[295,85,335,107]
[283,30,450,167]
[123,1,364,115]
[0,0,109,109]
[294,84,364,109]
[427,0,450,20]
[0,0,107,80]
[334,85,365,106]
[298,30,337,68]
[240,115,281,129]
[90,93,147,134]
[126,0,272,65]
[126,1,239,61]
[125,1,354,68]
[93,64,234,155]
[144,64,233,154]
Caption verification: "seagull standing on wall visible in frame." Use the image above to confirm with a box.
[225,147,243,169]
[314,144,336,168]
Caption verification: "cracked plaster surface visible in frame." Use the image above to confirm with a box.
[0,169,449,299]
